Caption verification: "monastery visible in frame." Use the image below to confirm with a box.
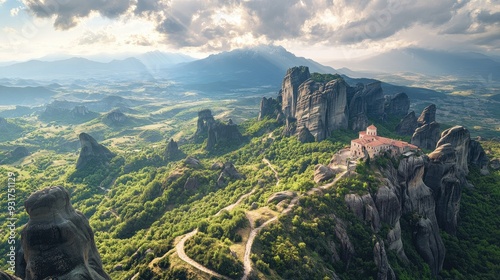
[350,125,418,158]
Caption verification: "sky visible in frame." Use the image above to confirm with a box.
[0,0,499,63]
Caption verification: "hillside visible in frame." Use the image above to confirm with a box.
[1,67,498,280]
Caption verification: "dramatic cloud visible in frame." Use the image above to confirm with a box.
[10,7,21,16]
[23,0,132,29]
[21,0,500,53]
[126,34,153,46]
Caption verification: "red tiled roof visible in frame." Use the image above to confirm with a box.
[367,124,377,129]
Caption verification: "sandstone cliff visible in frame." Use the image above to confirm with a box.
[76,133,115,170]
[411,104,440,150]
[193,110,243,150]
[16,186,110,280]
[263,66,411,141]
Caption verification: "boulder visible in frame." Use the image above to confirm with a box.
[17,186,110,280]
[217,162,243,187]
[395,111,418,136]
[490,158,500,170]
[297,125,315,143]
[76,133,115,170]
[184,177,200,191]
[184,157,202,169]
[314,164,335,183]
[267,191,296,204]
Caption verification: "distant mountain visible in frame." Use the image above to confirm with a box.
[137,51,196,72]
[167,45,338,90]
[340,48,500,81]
[0,85,56,105]
[0,57,152,80]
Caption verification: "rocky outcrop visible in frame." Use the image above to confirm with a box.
[258,97,280,121]
[193,110,243,150]
[490,158,500,170]
[297,125,315,143]
[345,193,381,232]
[417,104,436,126]
[104,109,127,125]
[194,109,216,140]
[468,140,489,174]
[413,217,445,276]
[411,104,440,150]
[395,111,418,136]
[164,139,183,161]
[384,92,410,117]
[184,176,200,191]
[411,122,440,150]
[314,164,335,183]
[184,156,202,169]
[373,240,396,280]
[0,271,21,279]
[424,126,479,235]
[267,191,296,204]
[358,82,386,118]
[16,186,110,280]
[76,133,115,170]
[281,66,311,118]
[206,119,244,150]
[217,162,244,187]
[71,105,90,118]
[283,117,297,137]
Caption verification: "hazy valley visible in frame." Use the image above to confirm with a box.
[0,46,499,280]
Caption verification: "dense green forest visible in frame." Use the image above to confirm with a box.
[1,99,499,280]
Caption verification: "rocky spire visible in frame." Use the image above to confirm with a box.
[76,133,115,170]
[17,186,110,280]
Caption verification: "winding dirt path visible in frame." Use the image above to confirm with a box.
[176,229,233,280]
[216,189,256,216]
[263,158,280,186]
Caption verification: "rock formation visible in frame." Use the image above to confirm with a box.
[411,122,441,150]
[194,109,216,140]
[217,162,244,187]
[468,140,489,174]
[16,186,110,280]
[104,109,127,125]
[258,97,280,121]
[297,125,315,143]
[164,139,183,161]
[274,66,410,140]
[395,111,418,136]
[71,105,91,118]
[314,164,335,183]
[417,104,436,126]
[384,92,410,117]
[373,240,396,280]
[281,66,311,118]
[76,133,115,170]
[184,156,203,169]
[411,104,440,150]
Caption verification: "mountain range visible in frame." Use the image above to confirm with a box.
[332,47,500,81]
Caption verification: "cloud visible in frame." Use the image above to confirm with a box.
[10,7,21,16]
[0,0,6,6]
[126,34,153,46]
[78,30,116,45]
[21,0,500,53]
[22,0,132,29]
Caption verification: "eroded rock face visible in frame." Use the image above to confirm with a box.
[314,164,335,183]
[345,193,381,232]
[217,162,244,187]
[76,133,115,170]
[297,125,315,143]
[194,109,216,140]
[395,111,418,136]
[165,139,183,161]
[373,240,396,280]
[17,186,110,280]
[258,97,280,121]
[384,92,410,117]
[281,66,311,118]
[417,104,436,126]
[206,119,244,150]
[411,121,440,150]
[468,140,489,174]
